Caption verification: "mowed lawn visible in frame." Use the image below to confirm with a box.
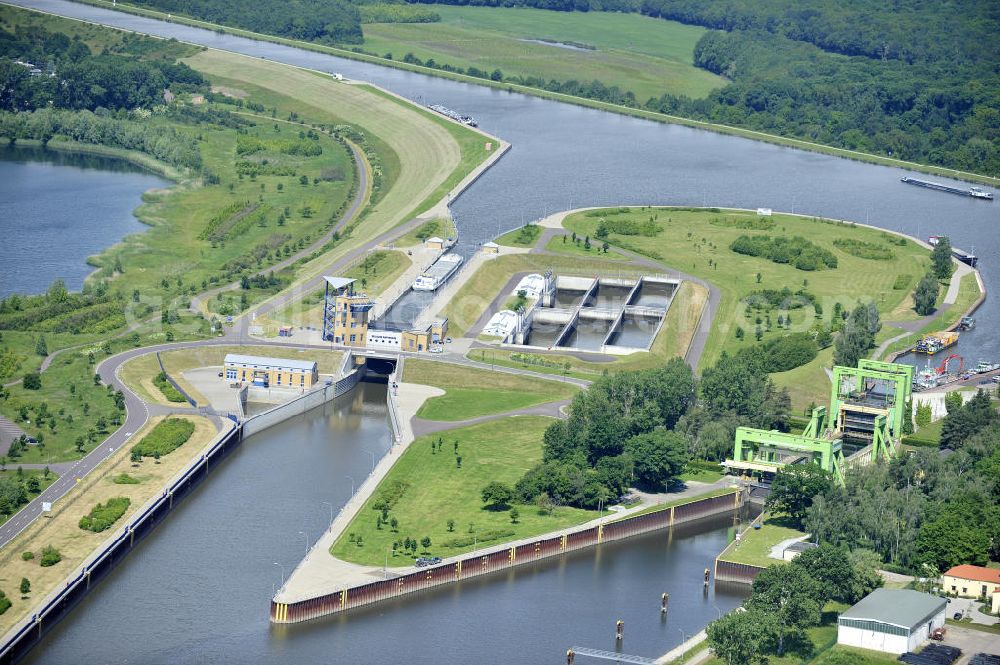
[361,6,724,101]
[403,359,577,420]
[329,416,595,566]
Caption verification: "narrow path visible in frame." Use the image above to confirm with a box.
[411,398,569,437]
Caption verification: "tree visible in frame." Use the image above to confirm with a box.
[624,430,688,490]
[766,465,834,525]
[19,578,29,595]
[35,336,47,357]
[22,373,41,390]
[902,398,915,435]
[793,544,879,604]
[915,403,933,428]
[420,536,431,550]
[446,519,455,532]
[481,481,514,510]
[913,273,939,315]
[944,390,964,415]
[706,608,779,665]
[746,564,824,655]
[510,507,519,524]
[389,517,398,532]
[931,236,953,279]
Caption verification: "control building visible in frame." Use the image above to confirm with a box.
[322,277,375,348]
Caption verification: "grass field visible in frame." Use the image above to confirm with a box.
[330,416,594,566]
[496,224,542,248]
[403,359,577,420]
[717,515,804,568]
[0,415,217,636]
[395,218,456,247]
[545,233,629,261]
[360,6,724,102]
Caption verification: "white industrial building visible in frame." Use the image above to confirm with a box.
[837,588,946,654]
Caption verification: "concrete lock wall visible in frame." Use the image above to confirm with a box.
[713,559,767,585]
[0,425,245,665]
[270,490,746,624]
[242,368,362,438]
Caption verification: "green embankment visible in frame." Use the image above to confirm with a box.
[361,5,724,102]
[717,516,805,568]
[330,416,595,566]
[403,359,577,421]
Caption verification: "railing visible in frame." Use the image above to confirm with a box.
[155,351,198,407]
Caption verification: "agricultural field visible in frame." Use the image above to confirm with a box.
[360,6,724,102]
[329,416,595,566]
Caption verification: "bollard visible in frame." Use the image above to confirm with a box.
[704,567,711,582]
[616,619,624,641]
[567,648,575,665]
[661,592,669,613]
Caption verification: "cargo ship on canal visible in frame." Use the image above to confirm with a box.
[901,176,993,200]
[412,253,464,291]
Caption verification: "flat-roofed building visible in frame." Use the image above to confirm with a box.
[223,354,318,389]
[837,588,946,654]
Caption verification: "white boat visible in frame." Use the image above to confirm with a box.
[412,254,464,291]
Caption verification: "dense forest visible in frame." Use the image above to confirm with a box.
[127,0,364,44]
[0,25,205,112]
[403,0,1000,176]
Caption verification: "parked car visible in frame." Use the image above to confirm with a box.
[414,557,430,567]
[427,556,442,565]
[930,627,947,641]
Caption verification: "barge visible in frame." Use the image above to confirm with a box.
[914,331,959,355]
[901,176,993,200]
[412,253,464,291]
[428,104,478,127]
[927,236,979,267]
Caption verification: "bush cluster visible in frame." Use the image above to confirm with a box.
[832,238,895,260]
[442,529,514,548]
[730,235,838,271]
[131,418,195,459]
[79,497,131,533]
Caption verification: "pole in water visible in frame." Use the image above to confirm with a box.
[661,593,669,613]
[616,619,624,641]
[566,648,575,665]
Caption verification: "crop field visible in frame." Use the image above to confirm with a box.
[361,6,724,101]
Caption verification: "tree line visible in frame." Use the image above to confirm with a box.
[128,0,364,44]
[0,24,205,112]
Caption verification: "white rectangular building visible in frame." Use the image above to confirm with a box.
[837,588,946,655]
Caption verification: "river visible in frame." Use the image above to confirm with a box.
[4,0,999,662]
[0,144,168,298]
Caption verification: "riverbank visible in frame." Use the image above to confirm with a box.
[3,138,188,183]
[65,0,1000,187]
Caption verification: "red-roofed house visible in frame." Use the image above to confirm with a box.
[942,565,1000,608]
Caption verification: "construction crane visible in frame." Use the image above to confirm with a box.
[937,353,963,375]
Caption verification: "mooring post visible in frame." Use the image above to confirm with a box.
[566,648,575,665]
[661,592,669,613]
[615,619,624,641]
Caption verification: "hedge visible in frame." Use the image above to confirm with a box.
[79,497,131,533]
[132,418,195,459]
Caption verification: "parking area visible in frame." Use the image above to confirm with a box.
[936,625,1000,665]
[947,597,999,626]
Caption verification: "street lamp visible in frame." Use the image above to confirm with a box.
[298,530,308,555]
[321,501,333,528]
[273,562,284,587]
[346,475,355,496]
[364,449,376,472]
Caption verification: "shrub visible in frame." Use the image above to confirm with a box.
[893,274,912,290]
[131,418,194,459]
[40,545,61,567]
[730,235,838,270]
[112,473,140,484]
[596,217,662,237]
[21,551,33,561]
[22,372,41,390]
[709,215,775,230]
[759,333,819,372]
[79,497,131,533]
[0,590,9,615]
[832,238,895,260]
[153,372,187,403]
[371,480,409,513]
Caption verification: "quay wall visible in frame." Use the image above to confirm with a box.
[270,489,746,624]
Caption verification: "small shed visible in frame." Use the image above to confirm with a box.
[837,588,946,654]
[482,241,499,255]
[425,236,445,250]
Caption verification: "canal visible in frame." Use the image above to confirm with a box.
[4,0,999,661]
[0,144,168,298]
[23,380,753,665]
